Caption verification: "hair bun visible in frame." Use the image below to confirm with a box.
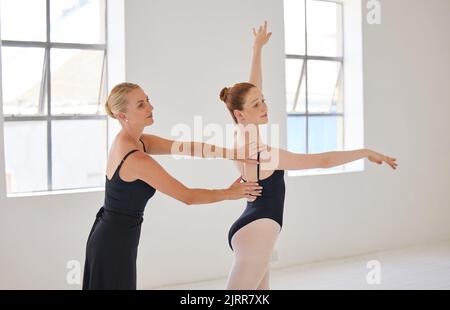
[219,87,229,103]
[104,101,116,119]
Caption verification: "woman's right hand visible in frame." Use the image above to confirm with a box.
[226,177,262,200]
[253,21,272,50]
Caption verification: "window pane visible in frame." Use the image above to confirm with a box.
[306,0,343,57]
[50,48,106,115]
[283,0,306,55]
[50,0,106,44]
[307,60,341,114]
[308,116,343,154]
[52,120,107,190]
[1,47,47,116]
[285,59,306,113]
[287,116,306,154]
[4,121,48,193]
[0,0,46,41]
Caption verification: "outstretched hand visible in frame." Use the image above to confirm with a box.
[253,21,272,49]
[367,150,398,170]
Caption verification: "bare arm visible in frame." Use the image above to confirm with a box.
[322,149,397,169]
[140,134,225,156]
[321,149,369,168]
[249,48,263,90]
[140,133,258,163]
[260,147,397,171]
[249,21,272,91]
[128,152,262,205]
[260,147,328,170]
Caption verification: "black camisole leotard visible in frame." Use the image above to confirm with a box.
[83,140,156,290]
[228,151,286,250]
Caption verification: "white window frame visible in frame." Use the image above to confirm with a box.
[1,0,111,195]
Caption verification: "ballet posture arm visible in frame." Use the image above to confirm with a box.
[260,147,398,171]
[128,151,262,205]
[246,22,398,172]
[249,20,272,91]
[139,134,259,164]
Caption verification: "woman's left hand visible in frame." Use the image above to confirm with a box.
[253,21,272,49]
[367,150,398,170]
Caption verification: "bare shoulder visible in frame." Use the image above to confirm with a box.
[124,151,160,175]
[121,149,184,191]
[113,150,156,182]
[106,135,145,180]
[139,133,174,155]
[123,150,152,167]
[128,150,150,162]
[109,133,147,159]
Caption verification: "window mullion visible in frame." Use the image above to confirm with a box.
[292,60,306,113]
[2,0,109,194]
[304,0,309,154]
[331,63,343,108]
[97,51,107,113]
[46,0,52,191]
[286,54,343,62]
[38,50,47,115]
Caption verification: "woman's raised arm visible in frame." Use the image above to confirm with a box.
[249,21,272,91]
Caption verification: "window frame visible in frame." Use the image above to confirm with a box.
[1,0,109,193]
[285,0,345,154]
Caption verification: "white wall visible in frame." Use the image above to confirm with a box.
[0,0,449,289]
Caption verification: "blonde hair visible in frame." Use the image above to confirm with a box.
[104,82,140,119]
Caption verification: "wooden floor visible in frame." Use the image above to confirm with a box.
[158,240,450,290]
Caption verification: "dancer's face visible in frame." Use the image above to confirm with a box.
[121,87,154,127]
[236,87,268,125]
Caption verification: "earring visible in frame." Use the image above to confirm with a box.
[125,119,129,122]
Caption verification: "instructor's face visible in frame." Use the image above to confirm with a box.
[125,88,154,127]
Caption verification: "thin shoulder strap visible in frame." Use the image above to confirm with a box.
[118,149,139,169]
[107,149,139,181]
[139,138,147,153]
[257,151,260,181]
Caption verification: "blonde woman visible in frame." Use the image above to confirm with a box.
[83,83,262,290]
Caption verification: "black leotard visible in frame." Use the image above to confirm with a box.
[83,140,156,289]
[228,152,286,250]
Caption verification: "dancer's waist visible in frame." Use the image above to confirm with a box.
[99,206,144,219]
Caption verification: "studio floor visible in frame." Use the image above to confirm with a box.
[157,240,450,290]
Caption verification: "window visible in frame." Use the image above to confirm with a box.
[1,0,108,194]
[284,0,344,167]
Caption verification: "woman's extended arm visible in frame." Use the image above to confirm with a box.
[140,133,224,156]
[249,21,272,91]
[140,133,259,163]
[260,147,398,171]
[128,151,262,205]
